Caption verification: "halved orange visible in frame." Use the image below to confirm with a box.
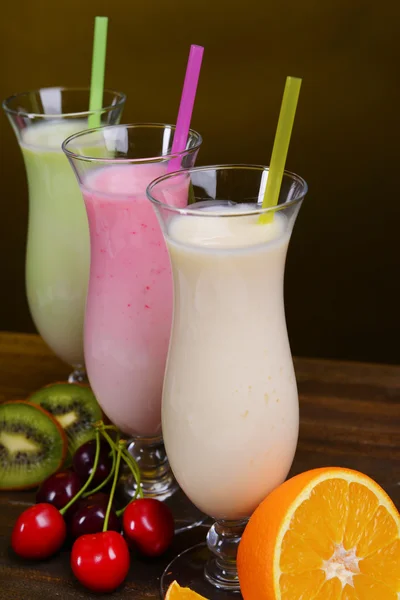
[165,581,208,599]
[237,467,400,599]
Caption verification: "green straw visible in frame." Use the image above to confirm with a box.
[88,16,109,129]
[259,76,302,224]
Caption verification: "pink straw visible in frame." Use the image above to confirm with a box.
[168,44,204,172]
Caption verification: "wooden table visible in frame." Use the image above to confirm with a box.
[0,332,399,599]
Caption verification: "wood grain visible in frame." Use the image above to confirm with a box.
[0,332,399,599]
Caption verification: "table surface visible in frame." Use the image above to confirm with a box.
[0,332,399,599]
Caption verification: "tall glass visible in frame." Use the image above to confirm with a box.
[147,165,307,598]
[63,124,204,530]
[3,88,126,382]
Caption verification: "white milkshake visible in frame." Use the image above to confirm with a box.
[162,206,299,520]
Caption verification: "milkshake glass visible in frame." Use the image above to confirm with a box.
[63,124,204,530]
[147,165,307,598]
[3,88,125,382]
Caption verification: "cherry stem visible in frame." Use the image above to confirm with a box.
[101,424,120,432]
[60,428,101,516]
[103,441,122,532]
[82,428,119,498]
[122,449,143,498]
[115,450,144,517]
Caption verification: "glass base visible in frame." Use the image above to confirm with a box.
[119,474,206,534]
[68,365,88,384]
[161,543,243,599]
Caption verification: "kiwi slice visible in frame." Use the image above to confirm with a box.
[29,383,102,460]
[0,401,67,490]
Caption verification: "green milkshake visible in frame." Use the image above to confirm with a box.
[3,87,125,380]
[21,120,90,368]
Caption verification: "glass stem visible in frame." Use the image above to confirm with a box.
[68,364,88,384]
[205,519,248,591]
[119,436,178,502]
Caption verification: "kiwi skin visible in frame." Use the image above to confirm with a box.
[28,382,103,462]
[0,400,68,491]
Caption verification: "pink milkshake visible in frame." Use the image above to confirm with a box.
[64,124,203,529]
[82,163,179,436]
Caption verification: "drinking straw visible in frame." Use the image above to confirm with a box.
[88,16,109,129]
[259,76,302,224]
[168,44,204,173]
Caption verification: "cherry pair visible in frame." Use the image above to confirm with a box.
[11,423,174,593]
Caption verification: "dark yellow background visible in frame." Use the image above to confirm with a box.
[1,0,399,363]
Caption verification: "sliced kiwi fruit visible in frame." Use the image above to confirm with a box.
[0,401,67,490]
[29,383,102,461]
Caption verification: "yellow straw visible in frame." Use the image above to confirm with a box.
[259,76,302,224]
[88,16,109,129]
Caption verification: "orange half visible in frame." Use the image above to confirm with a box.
[165,581,208,599]
[237,467,400,600]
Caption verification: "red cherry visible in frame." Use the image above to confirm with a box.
[73,439,112,487]
[122,498,174,557]
[71,531,130,593]
[11,503,66,559]
[36,470,82,516]
[69,499,121,539]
